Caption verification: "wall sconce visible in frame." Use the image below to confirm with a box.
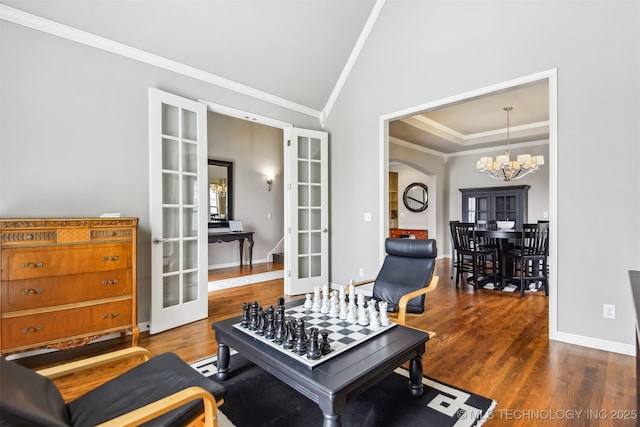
[266,175,274,191]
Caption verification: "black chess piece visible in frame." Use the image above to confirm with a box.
[257,308,266,336]
[320,331,331,355]
[283,320,295,350]
[265,306,276,340]
[293,319,308,355]
[249,301,259,331]
[306,328,322,360]
[241,302,250,328]
[274,311,286,344]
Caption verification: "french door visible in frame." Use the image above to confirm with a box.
[148,88,208,334]
[284,128,329,295]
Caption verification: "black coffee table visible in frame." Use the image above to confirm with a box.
[212,301,430,427]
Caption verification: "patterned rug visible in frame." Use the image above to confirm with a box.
[191,352,496,427]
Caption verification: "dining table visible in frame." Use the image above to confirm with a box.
[473,227,523,288]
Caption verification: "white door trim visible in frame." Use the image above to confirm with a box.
[378,68,559,342]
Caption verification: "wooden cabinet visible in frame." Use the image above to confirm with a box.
[389,228,428,240]
[460,185,529,228]
[389,172,398,228]
[0,218,138,355]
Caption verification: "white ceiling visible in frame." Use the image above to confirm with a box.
[1,0,549,154]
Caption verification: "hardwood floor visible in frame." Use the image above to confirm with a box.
[14,260,637,426]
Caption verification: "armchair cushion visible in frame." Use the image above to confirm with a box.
[69,352,226,427]
[372,238,437,314]
[1,351,226,427]
[0,357,70,427]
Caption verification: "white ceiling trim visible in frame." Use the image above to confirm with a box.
[401,114,549,147]
[0,4,322,120]
[401,116,465,144]
[321,0,386,126]
[390,135,549,160]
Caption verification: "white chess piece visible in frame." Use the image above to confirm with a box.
[368,299,380,329]
[312,286,322,312]
[346,303,357,323]
[329,291,339,317]
[357,292,365,309]
[320,286,330,314]
[339,300,348,320]
[378,301,390,326]
[304,293,313,309]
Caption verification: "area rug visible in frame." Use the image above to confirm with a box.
[190,352,496,427]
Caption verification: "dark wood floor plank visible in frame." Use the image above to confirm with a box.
[13,260,637,425]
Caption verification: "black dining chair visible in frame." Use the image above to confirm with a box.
[450,221,498,288]
[501,222,550,297]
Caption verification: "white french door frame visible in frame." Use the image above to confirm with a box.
[199,100,330,296]
[149,88,209,334]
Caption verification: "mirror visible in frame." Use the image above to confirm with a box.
[402,182,428,212]
[208,159,234,228]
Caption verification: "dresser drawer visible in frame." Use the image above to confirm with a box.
[1,299,133,349]
[1,269,132,311]
[1,243,131,281]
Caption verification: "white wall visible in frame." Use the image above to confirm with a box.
[207,112,284,268]
[0,20,320,324]
[326,1,640,351]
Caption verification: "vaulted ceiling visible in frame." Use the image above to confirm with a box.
[1,0,549,154]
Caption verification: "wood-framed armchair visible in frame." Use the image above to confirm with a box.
[348,238,439,333]
[0,347,226,427]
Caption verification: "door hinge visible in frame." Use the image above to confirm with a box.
[287,270,291,277]
[287,139,291,147]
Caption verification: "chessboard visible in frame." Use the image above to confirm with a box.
[232,303,396,368]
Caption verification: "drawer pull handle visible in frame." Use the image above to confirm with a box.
[22,288,44,295]
[108,231,116,237]
[102,279,120,285]
[102,312,120,319]
[22,262,44,268]
[101,256,120,262]
[22,326,44,333]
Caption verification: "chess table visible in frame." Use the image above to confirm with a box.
[212,299,430,427]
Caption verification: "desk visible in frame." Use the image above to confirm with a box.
[212,299,429,427]
[208,231,254,267]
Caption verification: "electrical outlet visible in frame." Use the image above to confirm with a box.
[358,268,364,278]
[603,304,615,319]
[363,212,372,222]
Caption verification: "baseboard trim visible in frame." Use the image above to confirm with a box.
[554,331,635,356]
[208,270,285,292]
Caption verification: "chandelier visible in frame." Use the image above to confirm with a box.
[476,106,544,181]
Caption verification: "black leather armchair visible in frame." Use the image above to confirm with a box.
[350,238,438,329]
[0,347,226,427]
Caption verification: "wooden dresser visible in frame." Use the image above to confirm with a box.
[389,228,428,240]
[0,218,138,355]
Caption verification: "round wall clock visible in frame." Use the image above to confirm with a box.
[402,182,429,212]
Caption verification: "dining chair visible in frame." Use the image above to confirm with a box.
[501,222,550,297]
[450,222,498,288]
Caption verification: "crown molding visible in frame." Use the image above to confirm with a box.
[389,135,549,160]
[401,114,549,147]
[0,4,322,120]
[322,0,386,124]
